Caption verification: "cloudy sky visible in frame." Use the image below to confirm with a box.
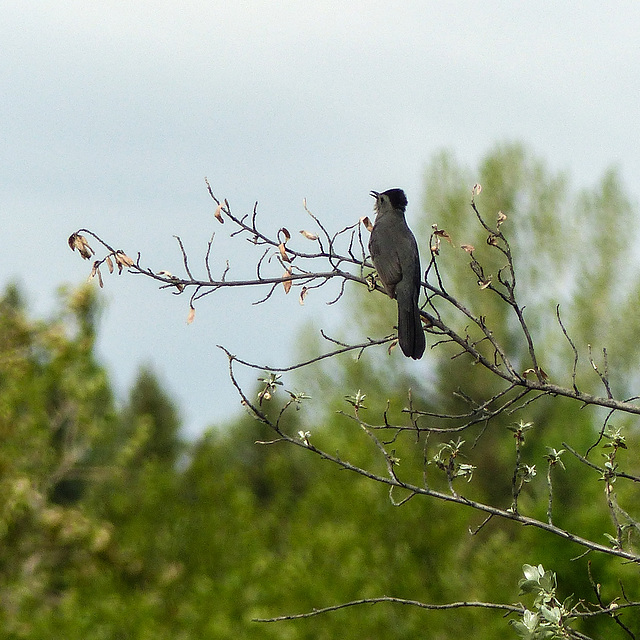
[3,2,640,436]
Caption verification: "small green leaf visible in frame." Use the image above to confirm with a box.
[509,620,533,639]
[539,605,561,624]
[344,389,367,410]
[522,564,543,582]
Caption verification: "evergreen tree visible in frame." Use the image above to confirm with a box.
[122,365,182,467]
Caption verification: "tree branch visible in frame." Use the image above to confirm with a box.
[252,596,523,622]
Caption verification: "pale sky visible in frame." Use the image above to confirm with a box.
[3,2,640,436]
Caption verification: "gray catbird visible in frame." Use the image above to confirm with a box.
[369,189,426,360]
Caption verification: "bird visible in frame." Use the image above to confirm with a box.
[368,188,426,360]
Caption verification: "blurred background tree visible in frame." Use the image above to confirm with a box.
[2,143,639,637]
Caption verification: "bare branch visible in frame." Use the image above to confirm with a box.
[557,304,579,392]
[221,335,393,374]
[253,596,523,623]
[563,442,640,483]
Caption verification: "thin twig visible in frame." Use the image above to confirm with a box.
[253,596,523,622]
[557,304,579,392]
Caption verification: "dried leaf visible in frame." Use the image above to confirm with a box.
[157,270,185,292]
[360,216,373,232]
[461,244,475,253]
[523,367,549,381]
[282,270,292,294]
[278,243,291,263]
[106,255,114,273]
[115,251,135,274]
[87,261,104,288]
[299,229,319,241]
[214,203,224,224]
[117,251,134,266]
[68,233,94,259]
[434,229,453,245]
[497,210,507,227]
[279,227,291,243]
[80,241,94,259]
[186,306,196,324]
[299,286,308,305]
[472,183,482,196]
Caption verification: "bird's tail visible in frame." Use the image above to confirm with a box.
[396,288,426,360]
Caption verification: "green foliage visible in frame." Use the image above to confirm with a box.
[4,142,640,637]
[511,564,583,640]
[121,365,183,466]
[0,284,119,635]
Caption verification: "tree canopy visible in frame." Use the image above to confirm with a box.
[5,142,640,638]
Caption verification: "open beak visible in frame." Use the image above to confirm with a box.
[369,190,379,199]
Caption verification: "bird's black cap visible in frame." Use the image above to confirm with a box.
[370,188,408,211]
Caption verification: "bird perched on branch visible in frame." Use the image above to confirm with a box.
[368,189,425,360]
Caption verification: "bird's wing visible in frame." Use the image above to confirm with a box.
[369,231,402,298]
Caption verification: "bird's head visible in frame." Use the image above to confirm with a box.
[370,188,408,214]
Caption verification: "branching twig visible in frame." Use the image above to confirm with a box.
[563,443,640,483]
[219,347,640,563]
[70,183,640,636]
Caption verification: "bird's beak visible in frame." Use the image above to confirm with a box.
[369,190,379,199]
